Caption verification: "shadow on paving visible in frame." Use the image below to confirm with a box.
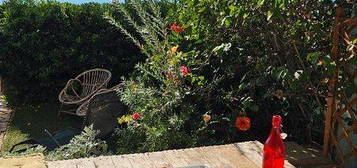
[1,103,82,152]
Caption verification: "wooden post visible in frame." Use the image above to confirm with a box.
[323,8,344,156]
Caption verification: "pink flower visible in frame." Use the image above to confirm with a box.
[180,65,189,77]
[132,112,140,120]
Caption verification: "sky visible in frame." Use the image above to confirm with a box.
[0,0,125,4]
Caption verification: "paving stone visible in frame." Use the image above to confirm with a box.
[92,156,116,168]
[0,153,47,168]
[48,158,96,168]
[0,107,10,111]
[0,115,10,121]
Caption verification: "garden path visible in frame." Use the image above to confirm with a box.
[0,94,12,150]
[47,141,337,168]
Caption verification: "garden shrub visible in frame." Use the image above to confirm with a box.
[0,0,143,104]
[106,0,353,155]
[46,125,108,161]
[106,0,199,152]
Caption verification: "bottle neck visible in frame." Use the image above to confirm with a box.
[266,126,283,144]
[270,126,281,136]
[273,126,281,129]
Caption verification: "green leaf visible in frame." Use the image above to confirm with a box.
[345,84,357,98]
[267,11,273,21]
[258,0,266,6]
[326,61,336,75]
[191,77,196,83]
[228,5,235,11]
[300,71,311,82]
[243,13,249,19]
[273,67,288,80]
[238,83,247,90]
[307,52,321,64]
[225,17,232,27]
[249,104,260,112]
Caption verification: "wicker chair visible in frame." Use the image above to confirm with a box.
[58,68,111,116]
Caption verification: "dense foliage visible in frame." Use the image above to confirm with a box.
[108,0,355,154]
[0,0,143,104]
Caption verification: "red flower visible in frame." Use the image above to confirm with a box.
[235,116,251,131]
[132,112,140,120]
[170,22,185,33]
[180,65,189,77]
[170,22,177,31]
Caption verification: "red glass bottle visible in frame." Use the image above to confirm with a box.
[263,115,285,168]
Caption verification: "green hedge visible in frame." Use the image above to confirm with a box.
[0,0,143,104]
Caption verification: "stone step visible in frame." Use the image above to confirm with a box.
[47,141,338,168]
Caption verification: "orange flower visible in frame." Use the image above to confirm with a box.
[169,46,178,54]
[203,114,211,123]
[235,116,251,131]
[117,117,125,124]
[317,59,325,66]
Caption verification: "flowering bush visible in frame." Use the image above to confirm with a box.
[107,0,342,154]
